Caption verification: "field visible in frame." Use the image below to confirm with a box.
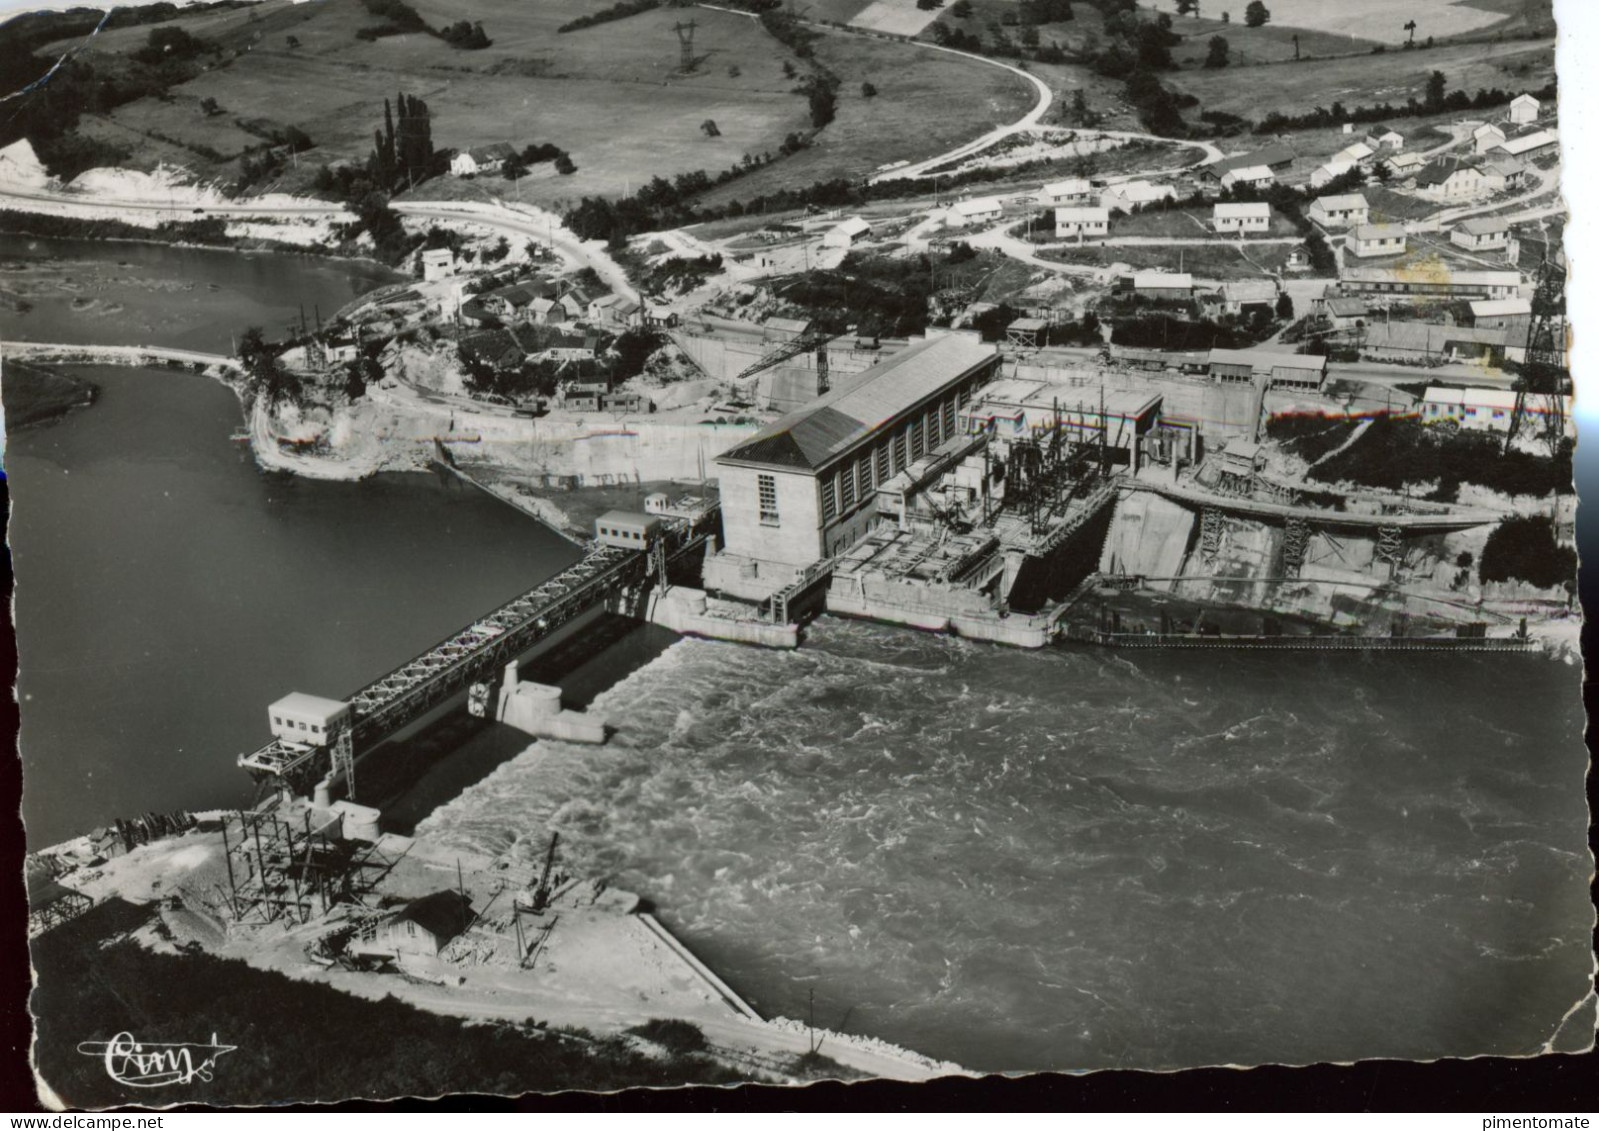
[1178,0,1508,42]
[692,27,1036,207]
[1040,240,1304,280]
[31,0,1033,207]
[1166,37,1555,120]
[1110,206,1301,240]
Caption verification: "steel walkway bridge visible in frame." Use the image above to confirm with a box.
[238,517,713,794]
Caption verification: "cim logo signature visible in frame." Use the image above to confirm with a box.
[76,1032,237,1088]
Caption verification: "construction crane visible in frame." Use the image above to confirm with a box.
[731,326,834,392]
[1504,253,1568,457]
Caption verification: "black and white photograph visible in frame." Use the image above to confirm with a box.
[0,0,1591,1109]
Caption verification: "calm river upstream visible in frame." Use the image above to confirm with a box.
[5,237,1592,1075]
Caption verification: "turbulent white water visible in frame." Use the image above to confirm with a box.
[418,618,1593,1073]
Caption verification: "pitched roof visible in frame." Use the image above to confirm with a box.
[718,335,997,472]
[392,891,473,941]
[954,197,1003,215]
[1325,298,1368,317]
[1460,216,1510,236]
[1214,202,1271,218]
[1470,297,1531,317]
[1415,156,1479,186]
[1222,164,1273,182]
[1366,322,1508,352]
[1207,143,1296,176]
[1055,206,1109,221]
[1423,386,1520,410]
[1365,124,1400,137]
[1132,271,1194,289]
[1313,193,1368,212]
[1208,347,1326,372]
[1354,223,1405,240]
[1494,129,1557,156]
[833,216,872,236]
[1041,178,1092,197]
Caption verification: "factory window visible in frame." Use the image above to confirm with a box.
[910,418,924,460]
[758,474,780,526]
[893,429,909,472]
[927,407,942,450]
[298,721,308,731]
[821,476,837,520]
[311,725,321,735]
[875,445,890,485]
[841,464,856,510]
[272,716,282,727]
[858,453,873,494]
[943,400,957,440]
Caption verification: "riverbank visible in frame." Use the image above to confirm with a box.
[30,811,960,1096]
[0,359,97,429]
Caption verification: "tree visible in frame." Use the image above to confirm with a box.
[1480,515,1575,590]
[727,64,740,77]
[286,34,300,49]
[1275,292,1294,320]
[1204,36,1229,68]
[1403,19,1416,45]
[701,119,721,137]
[952,0,973,16]
[554,153,577,175]
[200,96,221,117]
[1020,24,1039,47]
[1244,1,1268,27]
[1221,10,1230,21]
[782,61,796,78]
[860,81,878,97]
[1425,69,1447,109]
[1177,0,1199,12]
[502,154,528,179]
[1071,88,1088,121]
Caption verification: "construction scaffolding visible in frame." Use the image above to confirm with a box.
[1200,506,1225,562]
[218,809,396,926]
[1281,517,1311,578]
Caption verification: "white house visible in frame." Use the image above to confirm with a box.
[1220,164,1274,191]
[949,197,1003,227]
[1054,206,1110,239]
[1473,123,1507,155]
[1213,202,1271,234]
[449,142,516,177]
[420,248,456,282]
[1450,216,1511,252]
[1348,223,1407,258]
[1386,151,1427,179]
[1480,156,1528,193]
[824,216,872,248]
[1364,125,1404,151]
[1038,178,1093,206]
[1100,180,1176,212]
[1130,272,1194,300]
[1334,141,1376,167]
[1309,160,1359,190]
[1307,192,1369,228]
[1414,158,1486,202]
[1420,386,1521,433]
[1509,93,1541,125]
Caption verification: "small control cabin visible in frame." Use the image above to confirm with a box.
[269,692,351,747]
[594,511,662,550]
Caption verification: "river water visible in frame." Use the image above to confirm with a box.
[0,233,398,353]
[6,237,1593,1075]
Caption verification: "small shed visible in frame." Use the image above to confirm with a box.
[376,891,474,957]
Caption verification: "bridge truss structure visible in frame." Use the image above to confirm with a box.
[239,519,713,795]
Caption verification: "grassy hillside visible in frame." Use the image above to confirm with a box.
[19,0,1034,209]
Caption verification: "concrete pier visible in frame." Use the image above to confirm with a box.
[647,586,799,648]
[495,662,608,743]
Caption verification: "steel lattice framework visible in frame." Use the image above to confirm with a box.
[239,520,713,792]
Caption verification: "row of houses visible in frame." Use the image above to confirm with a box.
[1313,293,1532,334]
